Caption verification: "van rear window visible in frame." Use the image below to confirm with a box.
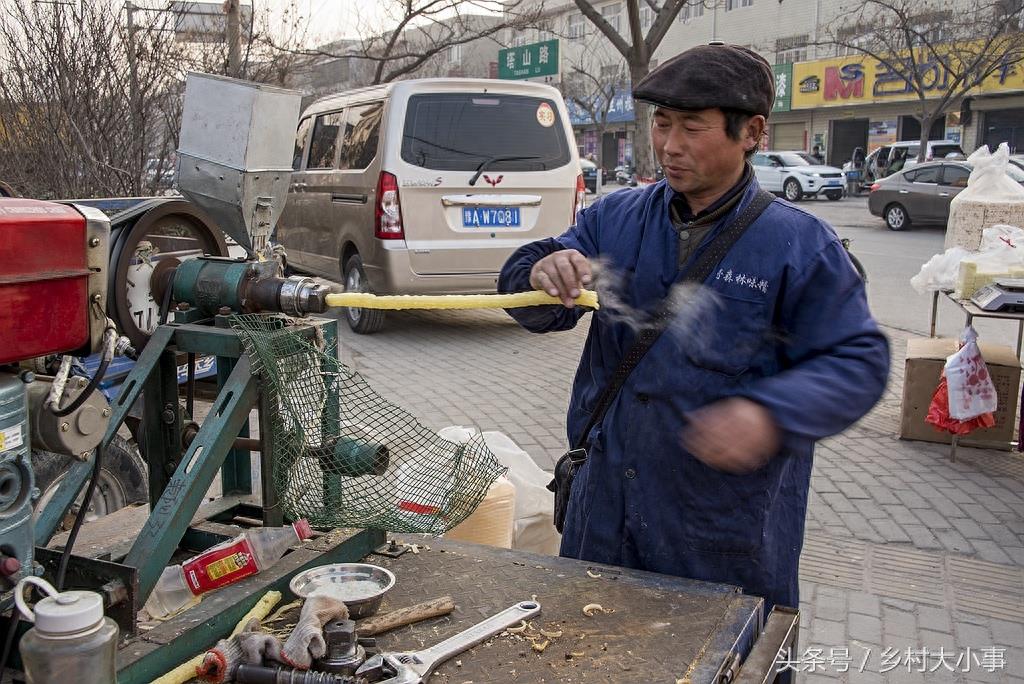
[931,144,963,159]
[401,93,570,171]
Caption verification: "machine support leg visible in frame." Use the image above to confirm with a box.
[125,356,259,601]
[142,349,183,508]
[319,320,344,509]
[258,388,282,526]
[218,353,253,496]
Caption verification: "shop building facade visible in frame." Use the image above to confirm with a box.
[504,0,1023,168]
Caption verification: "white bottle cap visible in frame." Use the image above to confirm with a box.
[34,591,104,635]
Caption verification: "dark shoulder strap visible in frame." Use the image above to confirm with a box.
[572,189,775,449]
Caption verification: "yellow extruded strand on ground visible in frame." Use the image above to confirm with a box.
[151,590,282,684]
[325,289,599,311]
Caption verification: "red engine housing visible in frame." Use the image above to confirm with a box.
[0,199,104,364]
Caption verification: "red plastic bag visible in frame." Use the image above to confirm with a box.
[944,327,998,421]
[926,374,996,435]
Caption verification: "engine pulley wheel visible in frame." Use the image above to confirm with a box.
[109,201,228,349]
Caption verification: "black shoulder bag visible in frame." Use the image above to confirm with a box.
[548,190,775,533]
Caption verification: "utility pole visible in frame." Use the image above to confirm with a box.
[224,0,241,77]
[126,0,141,193]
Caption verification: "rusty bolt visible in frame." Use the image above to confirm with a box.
[89,237,101,247]
[218,306,232,316]
[102,408,111,418]
[79,451,90,461]
[92,293,102,303]
[60,422,70,432]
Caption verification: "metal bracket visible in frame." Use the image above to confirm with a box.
[733,606,800,684]
[372,540,409,558]
[34,547,139,635]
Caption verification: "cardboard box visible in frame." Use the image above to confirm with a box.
[900,337,1022,447]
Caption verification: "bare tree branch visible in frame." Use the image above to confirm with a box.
[0,0,310,198]
[819,0,1024,161]
[569,0,694,178]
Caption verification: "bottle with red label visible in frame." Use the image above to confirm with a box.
[143,520,313,619]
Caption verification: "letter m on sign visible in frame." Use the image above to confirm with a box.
[824,66,864,100]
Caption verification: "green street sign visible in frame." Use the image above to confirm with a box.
[773,63,793,112]
[498,39,559,80]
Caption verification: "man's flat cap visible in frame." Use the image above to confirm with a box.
[633,43,774,117]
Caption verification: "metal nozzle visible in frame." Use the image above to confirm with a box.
[278,276,332,316]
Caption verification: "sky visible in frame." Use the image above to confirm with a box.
[269,0,501,46]
[280,0,401,44]
[158,0,499,49]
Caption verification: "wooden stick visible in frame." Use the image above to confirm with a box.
[356,596,456,636]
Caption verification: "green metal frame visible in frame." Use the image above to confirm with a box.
[33,315,375,605]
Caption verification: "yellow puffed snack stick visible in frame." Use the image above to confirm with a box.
[325,289,599,310]
[151,590,282,684]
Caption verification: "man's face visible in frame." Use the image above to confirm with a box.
[650,107,752,196]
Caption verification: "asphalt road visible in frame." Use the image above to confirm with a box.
[798,194,1022,351]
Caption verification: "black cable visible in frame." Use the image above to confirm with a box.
[56,445,103,591]
[158,273,175,326]
[186,352,196,419]
[51,328,115,418]
[0,601,21,675]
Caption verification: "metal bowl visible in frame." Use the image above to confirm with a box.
[289,563,396,618]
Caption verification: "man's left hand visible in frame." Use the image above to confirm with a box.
[681,398,781,474]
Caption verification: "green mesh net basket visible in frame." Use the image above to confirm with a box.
[231,314,505,533]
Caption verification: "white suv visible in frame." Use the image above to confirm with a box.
[751,151,846,202]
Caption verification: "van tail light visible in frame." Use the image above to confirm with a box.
[375,171,405,240]
[572,174,586,220]
[869,183,881,193]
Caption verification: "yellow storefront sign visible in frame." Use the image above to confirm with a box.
[791,49,1024,109]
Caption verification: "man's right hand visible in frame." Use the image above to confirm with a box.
[529,249,593,308]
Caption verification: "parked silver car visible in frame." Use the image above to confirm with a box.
[867,160,1024,231]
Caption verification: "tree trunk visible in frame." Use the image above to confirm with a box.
[629,62,653,180]
[918,111,932,164]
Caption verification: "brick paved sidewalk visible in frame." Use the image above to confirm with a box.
[335,309,1024,683]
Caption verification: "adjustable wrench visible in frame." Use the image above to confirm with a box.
[354,600,541,684]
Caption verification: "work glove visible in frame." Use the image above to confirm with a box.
[196,618,284,682]
[279,594,350,669]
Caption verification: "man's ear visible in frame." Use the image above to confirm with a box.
[745,115,767,153]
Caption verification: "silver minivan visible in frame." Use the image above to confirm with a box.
[276,78,585,333]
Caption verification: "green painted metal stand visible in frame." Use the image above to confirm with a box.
[31,312,383,680]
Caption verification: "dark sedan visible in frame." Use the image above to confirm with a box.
[580,158,600,193]
[868,160,1024,231]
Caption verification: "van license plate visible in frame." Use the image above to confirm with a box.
[462,207,521,228]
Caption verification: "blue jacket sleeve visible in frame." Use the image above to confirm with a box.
[497,203,601,333]
[737,240,890,441]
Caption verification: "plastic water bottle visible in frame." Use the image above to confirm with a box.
[16,577,118,684]
[143,520,313,618]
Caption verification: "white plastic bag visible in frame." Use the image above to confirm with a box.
[958,144,1024,202]
[482,431,561,555]
[438,426,561,555]
[911,247,971,293]
[947,144,1024,250]
[955,224,1024,296]
[944,327,998,421]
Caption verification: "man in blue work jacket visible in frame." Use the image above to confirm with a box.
[498,44,889,612]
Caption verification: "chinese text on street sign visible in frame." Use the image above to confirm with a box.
[498,40,559,80]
